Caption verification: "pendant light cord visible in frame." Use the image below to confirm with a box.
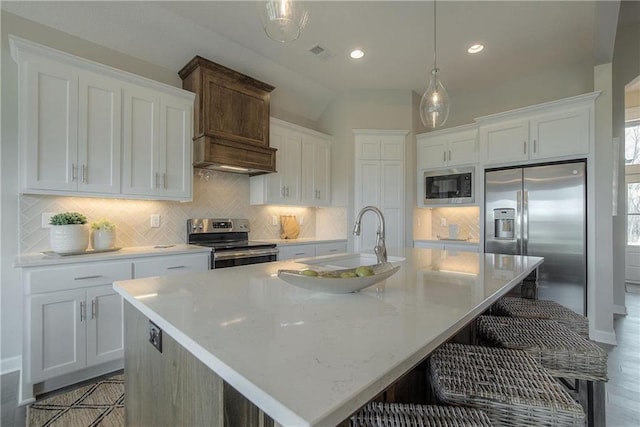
[433,0,437,71]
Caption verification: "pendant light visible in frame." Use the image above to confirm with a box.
[419,0,450,129]
[260,0,309,43]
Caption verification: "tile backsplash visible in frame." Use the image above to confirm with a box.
[19,170,347,253]
[414,206,480,241]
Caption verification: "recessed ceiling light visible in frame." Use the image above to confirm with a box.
[467,44,484,54]
[350,49,365,59]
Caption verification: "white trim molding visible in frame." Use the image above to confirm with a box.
[1,356,22,375]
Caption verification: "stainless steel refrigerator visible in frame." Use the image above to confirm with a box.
[485,161,586,315]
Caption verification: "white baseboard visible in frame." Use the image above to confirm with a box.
[613,303,627,316]
[1,356,21,375]
[589,328,617,345]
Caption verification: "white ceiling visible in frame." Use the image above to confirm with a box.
[2,1,628,123]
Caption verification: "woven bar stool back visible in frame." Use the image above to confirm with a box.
[477,315,607,382]
[350,403,493,427]
[430,343,585,426]
[493,297,589,338]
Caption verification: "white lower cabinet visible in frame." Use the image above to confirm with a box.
[132,253,209,278]
[278,244,316,261]
[24,251,210,386]
[414,241,479,253]
[28,282,126,383]
[278,241,347,261]
[315,242,347,256]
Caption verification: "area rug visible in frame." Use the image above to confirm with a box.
[27,373,124,427]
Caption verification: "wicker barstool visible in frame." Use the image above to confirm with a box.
[351,402,493,427]
[492,296,589,338]
[430,343,585,426]
[477,315,607,426]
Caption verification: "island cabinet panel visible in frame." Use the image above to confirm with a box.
[124,302,279,427]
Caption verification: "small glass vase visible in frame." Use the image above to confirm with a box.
[92,229,115,251]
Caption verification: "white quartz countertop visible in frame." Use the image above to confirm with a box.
[14,244,212,267]
[114,248,542,426]
[260,237,347,246]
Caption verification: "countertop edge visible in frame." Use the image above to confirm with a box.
[14,244,212,268]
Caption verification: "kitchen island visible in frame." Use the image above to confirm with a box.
[114,248,542,426]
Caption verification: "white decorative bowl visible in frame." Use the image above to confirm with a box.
[278,262,400,294]
[50,224,89,254]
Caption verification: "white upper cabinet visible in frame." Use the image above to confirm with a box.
[10,35,194,201]
[122,89,192,200]
[417,125,478,170]
[478,93,597,167]
[251,118,332,206]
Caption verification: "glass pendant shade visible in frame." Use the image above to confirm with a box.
[261,0,309,43]
[419,68,450,129]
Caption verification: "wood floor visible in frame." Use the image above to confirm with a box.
[2,291,639,427]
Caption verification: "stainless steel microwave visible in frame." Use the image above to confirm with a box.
[423,167,475,205]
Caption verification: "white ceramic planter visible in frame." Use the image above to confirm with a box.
[92,229,116,250]
[49,224,90,254]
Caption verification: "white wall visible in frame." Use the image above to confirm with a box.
[612,22,640,314]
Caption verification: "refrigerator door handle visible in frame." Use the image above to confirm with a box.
[522,190,529,254]
[516,190,522,255]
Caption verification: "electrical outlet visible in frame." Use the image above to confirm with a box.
[41,212,55,228]
[150,214,161,228]
[149,321,162,353]
[440,218,447,227]
[272,215,278,226]
[299,216,304,225]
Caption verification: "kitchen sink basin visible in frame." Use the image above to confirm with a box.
[304,253,405,269]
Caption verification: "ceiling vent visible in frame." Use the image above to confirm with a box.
[308,44,333,60]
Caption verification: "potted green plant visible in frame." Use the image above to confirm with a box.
[49,212,89,254]
[90,219,116,250]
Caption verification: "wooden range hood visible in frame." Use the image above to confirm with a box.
[179,56,276,176]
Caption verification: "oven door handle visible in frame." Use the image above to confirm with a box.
[213,248,279,261]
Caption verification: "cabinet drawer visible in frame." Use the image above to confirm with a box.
[277,245,315,261]
[315,242,347,256]
[133,254,209,278]
[27,261,132,294]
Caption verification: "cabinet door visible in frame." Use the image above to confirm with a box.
[447,133,477,166]
[301,138,331,206]
[380,160,405,250]
[480,120,529,165]
[417,138,447,169]
[23,58,79,192]
[263,126,288,203]
[282,131,302,202]
[133,254,210,279]
[29,289,86,382]
[77,71,122,194]
[530,108,589,160]
[86,285,123,367]
[314,140,331,206]
[315,242,347,256]
[354,161,382,252]
[158,94,193,200]
[122,85,160,196]
[278,245,315,261]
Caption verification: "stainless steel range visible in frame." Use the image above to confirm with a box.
[187,218,278,269]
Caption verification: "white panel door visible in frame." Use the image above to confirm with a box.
[480,120,529,165]
[122,85,160,196]
[381,161,405,250]
[23,58,79,191]
[448,133,478,166]
[282,131,302,202]
[159,94,192,200]
[86,285,123,367]
[530,108,589,160]
[30,289,86,382]
[417,138,447,169]
[314,140,331,206]
[355,161,381,252]
[77,71,122,194]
